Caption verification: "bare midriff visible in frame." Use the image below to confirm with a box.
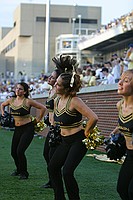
[60,125,83,136]
[125,136,133,150]
[13,115,32,126]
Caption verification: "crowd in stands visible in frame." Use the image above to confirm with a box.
[80,10,133,43]
[96,9,133,34]
[77,45,133,87]
[0,44,132,100]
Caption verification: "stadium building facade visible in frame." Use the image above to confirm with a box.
[0,3,101,80]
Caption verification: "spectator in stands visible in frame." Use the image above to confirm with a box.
[111,53,118,60]
[82,68,91,87]
[100,67,115,85]
[125,43,133,69]
[95,64,104,81]
[120,50,128,74]
[82,65,87,75]
[111,58,121,83]
[89,70,96,86]
[77,67,83,82]
[104,61,112,73]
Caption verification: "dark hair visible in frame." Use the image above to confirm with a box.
[52,54,81,96]
[101,67,108,73]
[52,55,78,74]
[17,82,30,98]
[59,73,81,97]
[91,70,96,76]
[54,69,62,79]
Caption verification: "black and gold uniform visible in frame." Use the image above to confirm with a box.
[117,100,133,200]
[10,97,31,117]
[10,97,34,179]
[49,96,87,200]
[45,94,56,113]
[118,104,133,137]
[54,96,82,129]
[43,93,59,188]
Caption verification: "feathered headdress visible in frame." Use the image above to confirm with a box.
[52,55,78,73]
[52,54,79,87]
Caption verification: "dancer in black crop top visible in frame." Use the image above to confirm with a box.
[10,97,31,116]
[110,69,133,200]
[48,55,98,200]
[41,68,63,189]
[1,82,46,180]
[54,96,82,129]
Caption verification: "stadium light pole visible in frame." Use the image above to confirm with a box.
[77,14,81,67]
[72,18,76,34]
[45,0,50,74]
[78,14,81,36]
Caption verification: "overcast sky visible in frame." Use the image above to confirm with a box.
[0,0,132,27]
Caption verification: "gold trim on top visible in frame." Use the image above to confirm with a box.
[10,97,30,111]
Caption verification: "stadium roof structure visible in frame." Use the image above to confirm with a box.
[78,22,133,53]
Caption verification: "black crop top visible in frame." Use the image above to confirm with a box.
[54,96,82,129]
[10,98,31,117]
[118,101,133,137]
[45,93,56,112]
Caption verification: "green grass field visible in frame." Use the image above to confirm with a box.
[0,128,121,200]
